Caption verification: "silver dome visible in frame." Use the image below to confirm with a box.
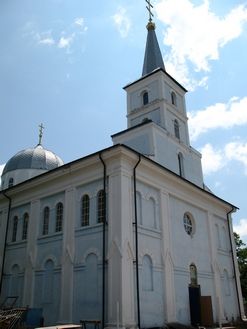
[3,144,63,175]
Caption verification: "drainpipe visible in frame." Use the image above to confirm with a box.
[0,191,12,297]
[133,155,141,329]
[226,207,244,321]
[99,153,107,329]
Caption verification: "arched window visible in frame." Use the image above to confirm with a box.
[8,178,14,188]
[178,152,185,177]
[97,190,105,223]
[12,216,18,242]
[142,255,153,291]
[55,202,63,232]
[143,91,149,105]
[81,194,90,226]
[183,213,194,236]
[174,119,180,139]
[190,263,198,286]
[171,91,177,106]
[43,207,50,235]
[22,213,29,240]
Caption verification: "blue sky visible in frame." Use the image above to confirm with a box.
[1,0,247,242]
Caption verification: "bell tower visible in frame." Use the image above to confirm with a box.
[112,2,204,187]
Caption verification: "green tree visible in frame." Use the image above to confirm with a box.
[234,232,247,301]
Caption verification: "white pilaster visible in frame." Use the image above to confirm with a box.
[58,187,76,323]
[228,215,246,320]
[207,212,224,323]
[22,199,40,307]
[160,190,176,322]
[107,159,136,329]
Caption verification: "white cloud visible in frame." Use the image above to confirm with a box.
[233,218,247,242]
[74,17,88,33]
[112,7,131,38]
[23,18,88,52]
[188,97,247,141]
[225,142,247,174]
[58,35,74,49]
[200,144,225,175]
[35,31,55,45]
[74,17,84,27]
[201,141,247,176]
[39,37,55,45]
[155,0,247,89]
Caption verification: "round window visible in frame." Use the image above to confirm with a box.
[183,213,194,236]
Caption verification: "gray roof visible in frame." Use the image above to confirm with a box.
[142,23,165,76]
[2,144,63,175]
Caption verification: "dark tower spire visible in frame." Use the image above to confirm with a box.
[142,0,165,76]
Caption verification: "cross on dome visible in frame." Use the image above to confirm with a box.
[38,123,45,145]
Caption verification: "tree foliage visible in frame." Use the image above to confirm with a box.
[234,232,247,300]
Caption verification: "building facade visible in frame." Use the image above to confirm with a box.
[0,16,245,328]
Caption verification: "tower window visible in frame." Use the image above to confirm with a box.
[22,213,29,240]
[55,202,63,232]
[171,91,177,106]
[81,194,90,226]
[143,91,149,105]
[43,207,50,235]
[174,119,180,139]
[8,178,14,188]
[12,216,18,242]
[178,152,185,177]
[97,190,105,223]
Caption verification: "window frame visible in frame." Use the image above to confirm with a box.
[171,91,177,106]
[22,213,29,240]
[55,202,63,232]
[42,207,50,235]
[8,177,14,188]
[12,216,18,242]
[178,152,185,177]
[174,119,180,139]
[190,263,198,286]
[143,91,149,105]
[97,190,105,223]
[81,194,90,227]
[183,212,194,236]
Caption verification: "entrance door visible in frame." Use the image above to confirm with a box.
[200,296,213,326]
[189,285,201,326]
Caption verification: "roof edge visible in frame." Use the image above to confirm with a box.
[123,68,188,92]
[0,143,237,211]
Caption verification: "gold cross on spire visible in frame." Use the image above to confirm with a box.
[38,123,44,145]
[145,0,154,22]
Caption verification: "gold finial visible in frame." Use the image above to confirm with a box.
[145,0,156,30]
[145,0,154,23]
[38,123,45,145]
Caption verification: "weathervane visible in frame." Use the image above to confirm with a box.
[38,123,44,145]
[145,0,154,22]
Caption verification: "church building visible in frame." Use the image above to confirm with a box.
[0,8,245,328]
